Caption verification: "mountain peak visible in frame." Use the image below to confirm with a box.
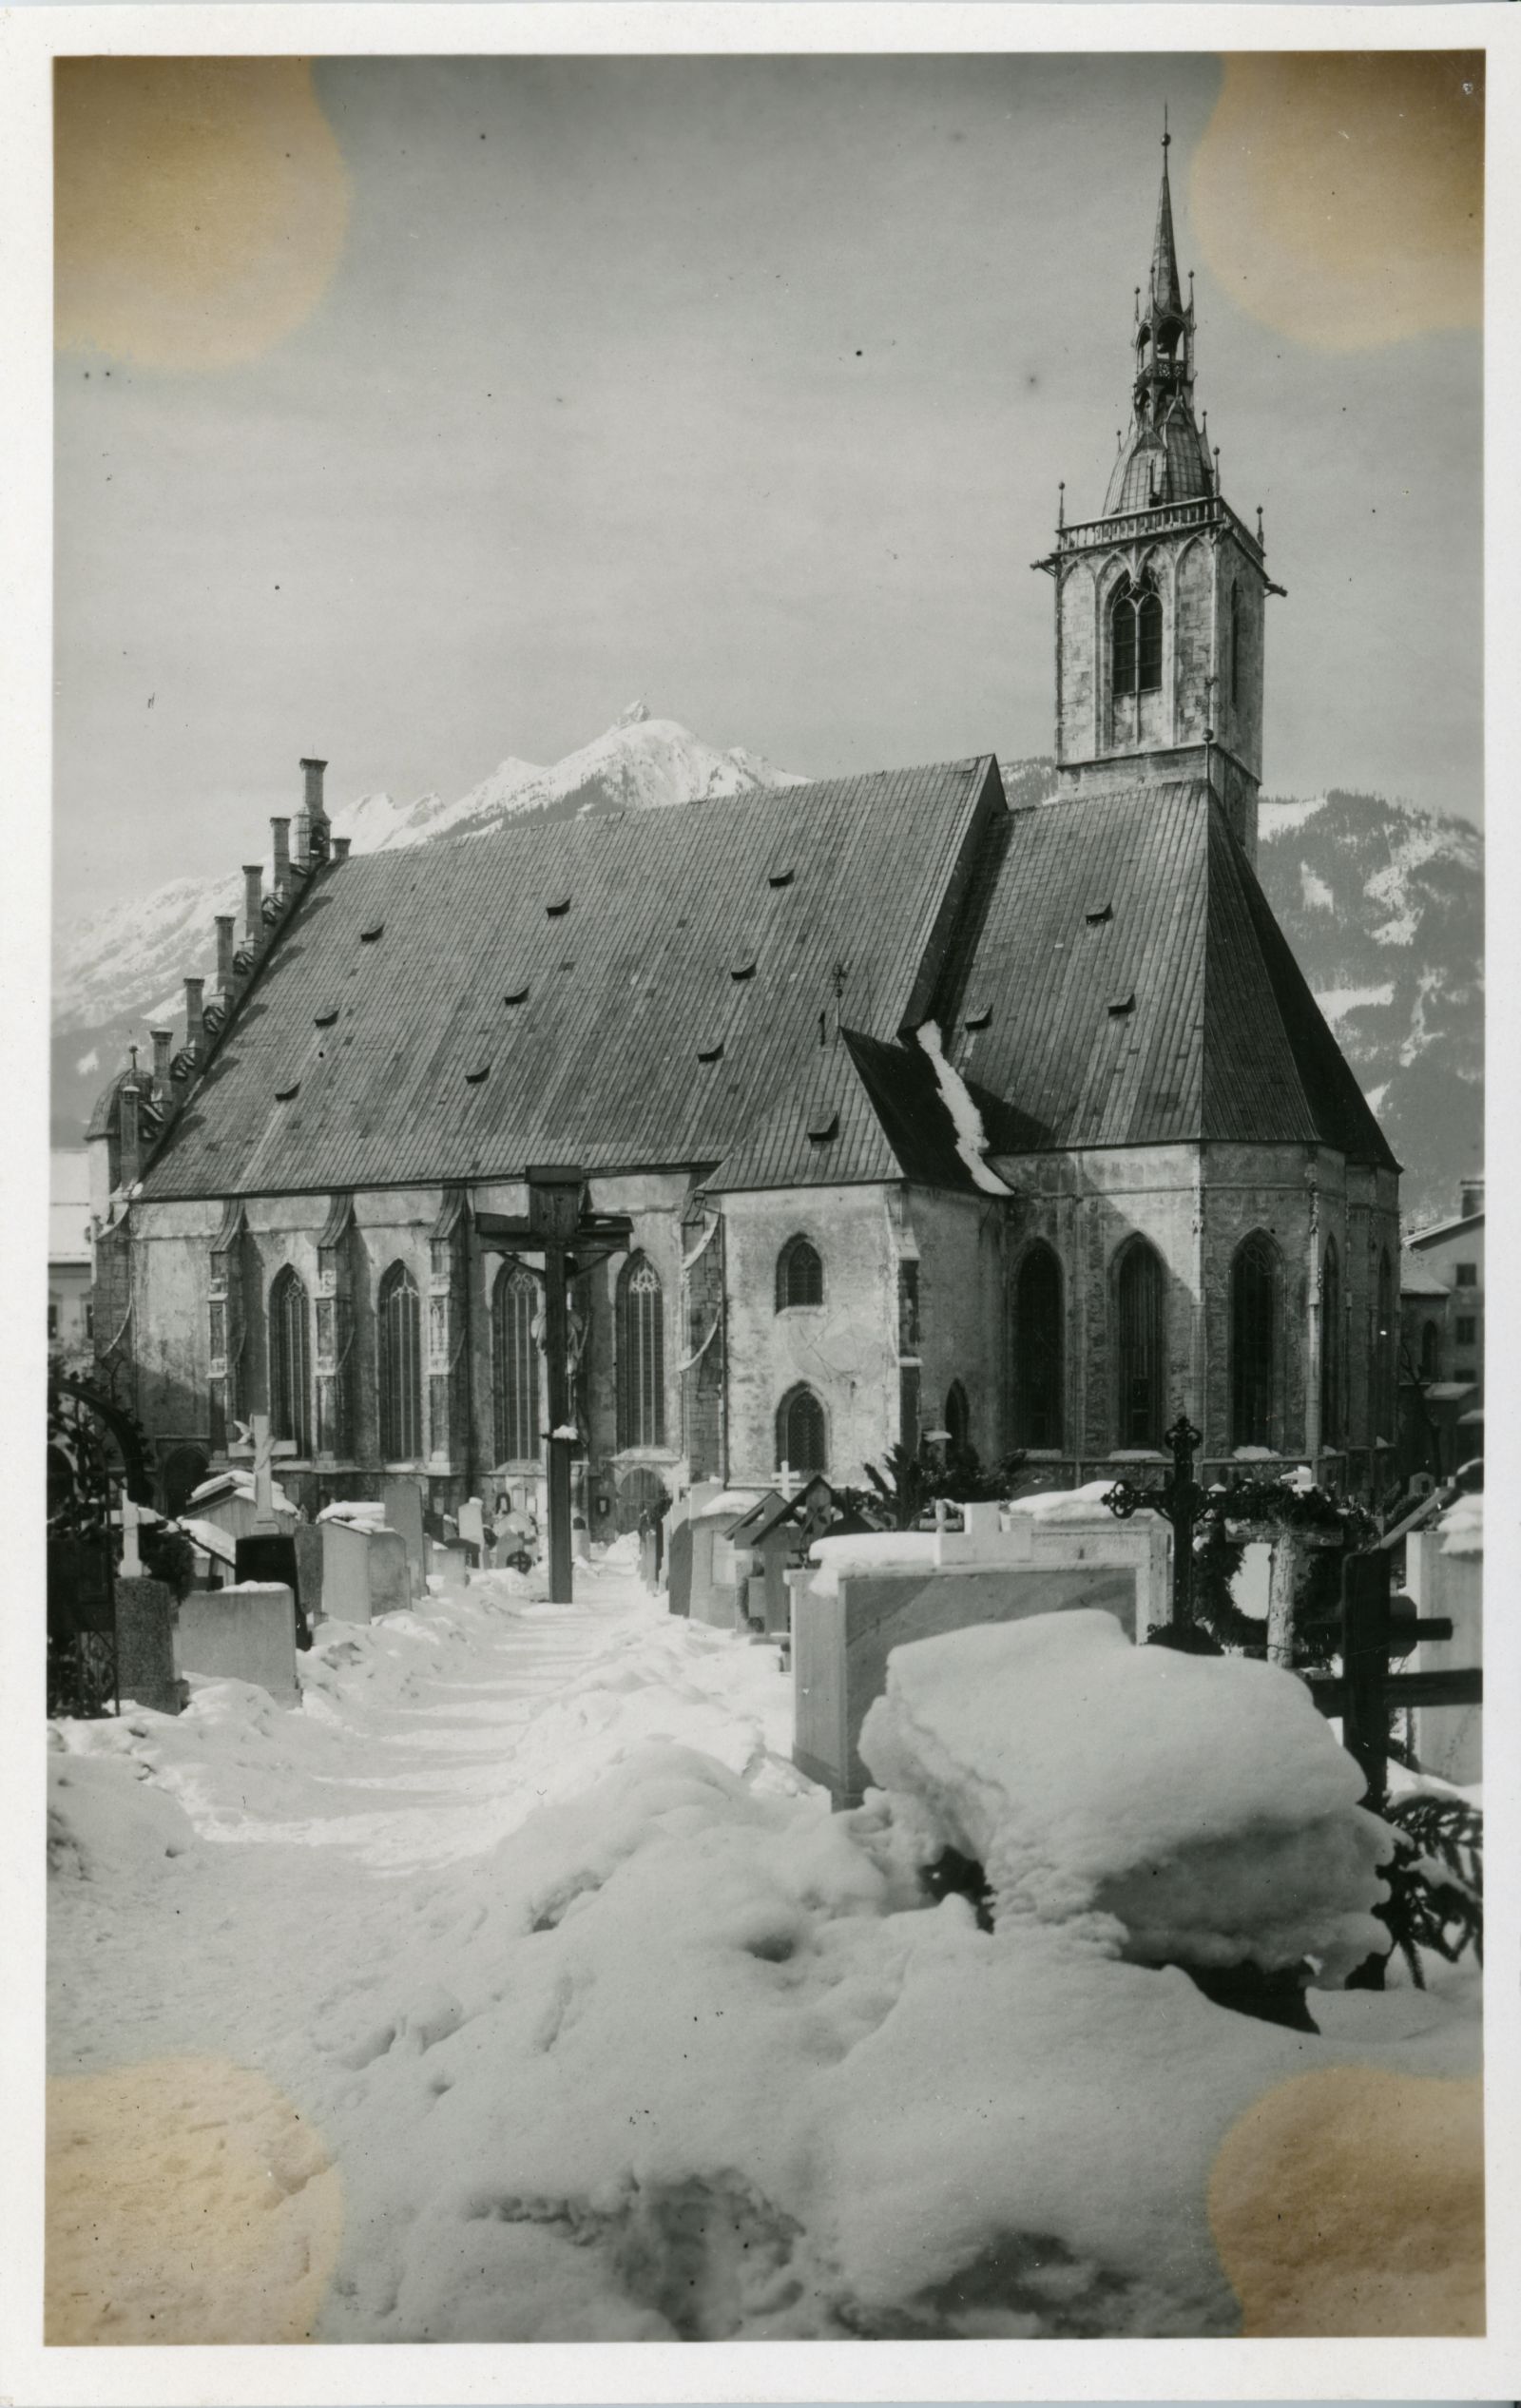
[615,699,651,729]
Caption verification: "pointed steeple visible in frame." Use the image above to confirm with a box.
[1148,115,1184,326]
[1101,116,1212,515]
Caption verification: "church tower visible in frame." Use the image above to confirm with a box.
[1037,127,1282,862]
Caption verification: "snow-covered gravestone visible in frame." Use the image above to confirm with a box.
[457,1497,486,1560]
[859,1610,1390,1990]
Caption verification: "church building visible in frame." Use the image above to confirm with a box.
[88,137,1400,1529]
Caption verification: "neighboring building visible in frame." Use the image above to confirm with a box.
[87,136,1400,1526]
[1399,1178,1484,1479]
[48,1149,94,1370]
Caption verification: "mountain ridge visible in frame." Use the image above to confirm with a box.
[51,717,1481,1223]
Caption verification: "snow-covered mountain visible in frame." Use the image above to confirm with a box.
[1255,788,1483,1228]
[51,722,1482,1225]
[51,703,803,1042]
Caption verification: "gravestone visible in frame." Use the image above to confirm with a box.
[114,1576,182,1716]
[457,1497,486,1559]
[320,1517,373,1622]
[382,1477,427,1593]
[664,1515,693,1618]
[293,1524,325,1626]
[175,1583,299,1705]
[235,1533,309,1647]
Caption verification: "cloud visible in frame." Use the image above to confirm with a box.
[55,59,350,373]
[1191,53,1482,352]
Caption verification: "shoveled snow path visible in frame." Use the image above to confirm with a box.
[48,1564,804,2093]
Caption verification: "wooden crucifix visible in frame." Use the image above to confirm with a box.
[475,1170,633,1605]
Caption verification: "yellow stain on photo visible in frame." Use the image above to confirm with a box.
[1193,52,1483,351]
[46,2054,343,2343]
[55,58,351,373]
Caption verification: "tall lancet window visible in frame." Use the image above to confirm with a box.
[1115,1238,1167,1448]
[268,1266,312,1457]
[1320,1238,1344,1448]
[378,1262,423,1462]
[1013,1243,1064,1450]
[617,1254,665,1450]
[491,1264,540,1465]
[1111,570,1163,697]
[1230,1232,1280,1449]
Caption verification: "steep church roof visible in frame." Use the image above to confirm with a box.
[137,758,1002,1200]
[931,781,1398,1168]
[705,1026,1022,1194]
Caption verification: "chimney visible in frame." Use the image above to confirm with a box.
[183,976,205,1053]
[332,835,352,863]
[299,757,330,866]
[242,864,263,942]
[216,915,237,989]
[150,1028,172,1087]
[118,1080,142,1188]
[271,817,291,892]
[1460,1176,1485,1220]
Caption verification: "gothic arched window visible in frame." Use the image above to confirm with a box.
[1111,570,1163,698]
[1115,1238,1167,1448]
[1013,1243,1064,1450]
[777,1384,827,1477]
[1230,1231,1280,1448]
[617,1253,665,1450]
[1320,1238,1344,1447]
[1419,1318,1440,1383]
[776,1234,824,1311]
[268,1265,312,1456]
[491,1263,540,1464]
[377,1261,423,1462]
[945,1380,970,1454]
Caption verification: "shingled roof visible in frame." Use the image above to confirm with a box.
[932,781,1398,1168]
[139,759,1002,1201]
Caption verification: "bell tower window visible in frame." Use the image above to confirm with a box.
[1111,571,1163,698]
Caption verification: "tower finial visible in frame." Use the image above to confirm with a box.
[1163,100,1170,150]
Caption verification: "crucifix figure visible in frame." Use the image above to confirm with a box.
[1103,1413,1206,1628]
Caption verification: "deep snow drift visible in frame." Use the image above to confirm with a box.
[47,1568,1481,2342]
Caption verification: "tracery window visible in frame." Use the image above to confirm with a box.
[1115,1238,1166,1448]
[776,1234,824,1311]
[1111,570,1163,698]
[491,1263,540,1464]
[1230,1231,1280,1448]
[377,1261,423,1462]
[268,1265,312,1456]
[777,1383,827,1477]
[944,1380,970,1454]
[1320,1238,1344,1447]
[617,1253,665,1450]
[1013,1243,1064,1450]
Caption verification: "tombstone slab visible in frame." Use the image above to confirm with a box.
[114,1576,182,1716]
[383,1477,427,1592]
[176,1582,298,1705]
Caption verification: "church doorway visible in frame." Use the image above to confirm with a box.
[616,1464,666,1535]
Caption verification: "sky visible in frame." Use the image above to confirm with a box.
[52,48,1484,930]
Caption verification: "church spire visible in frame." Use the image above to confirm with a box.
[1149,114,1184,327]
[1101,117,1212,515]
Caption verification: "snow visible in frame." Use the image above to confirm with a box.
[1300,864,1334,911]
[317,1497,388,1527]
[914,1018,1011,1194]
[1313,981,1396,1028]
[1258,793,1328,839]
[807,1531,940,1593]
[177,1514,239,1567]
[858,1612,1391,1978]
[187,1467,297,1516]
[1438,1492,1483,1557]
[45,1573,1481,2342]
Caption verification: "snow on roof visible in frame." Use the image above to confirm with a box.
[806,1531,941,1594]
[178,1516,240,1567]
[691,1490,765,1522]
[317,1500,388,1527]
[1014,1479,1139,1520]
[186,1468,297,1516]
[1399,1249,1449,1298]
[1438,1492,1483,1557]
[860,1609,1388,1980]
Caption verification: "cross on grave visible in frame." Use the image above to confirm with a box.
[119,1493,144,1578]
[1302,1548,1477,1813]
[250,1412,277,1531]
[1103,1413,1206,1628]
